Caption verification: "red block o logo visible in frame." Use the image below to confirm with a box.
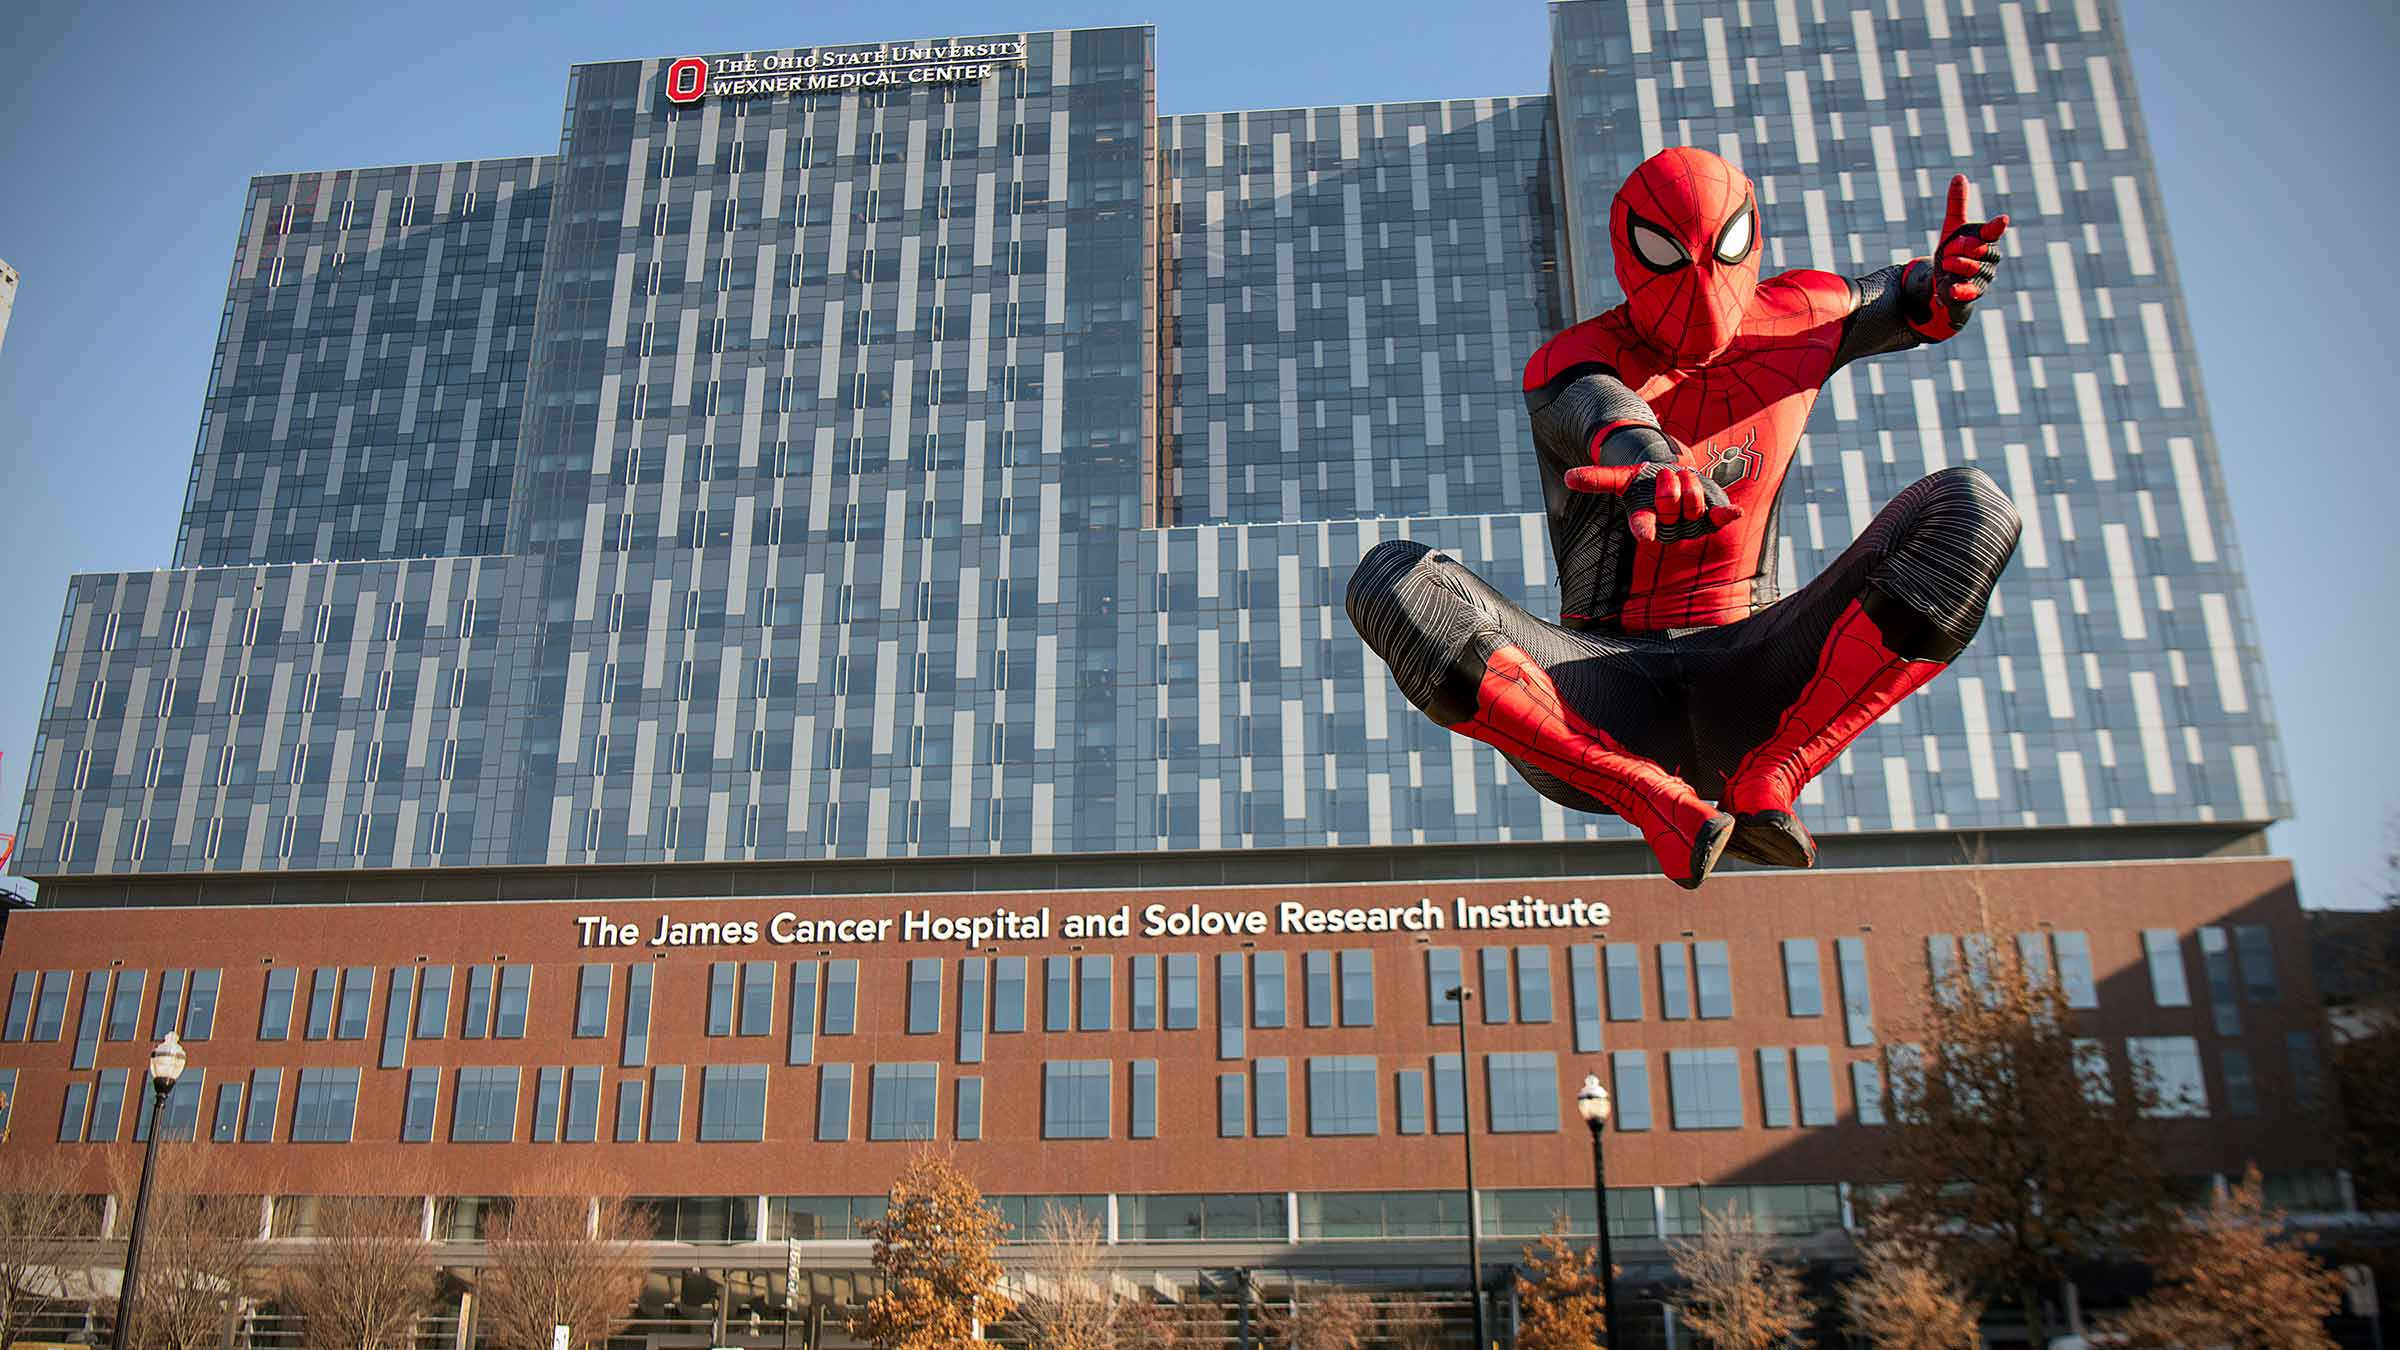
[665,57,709,104]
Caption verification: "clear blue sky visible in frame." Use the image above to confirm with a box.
[1,0,2392,906]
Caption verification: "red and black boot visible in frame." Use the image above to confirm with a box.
[1719,598,1949,867]
[1433,638,1734,889]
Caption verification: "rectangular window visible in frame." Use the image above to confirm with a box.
[1851,1061,1885,1126]
[1044,957,1073,1032]
[615,1080,644,1143]
[106,970,144,1041]
[1130,955,1158,1030]
[2288,1032,2327,1110]
[32,971,69,1041]
[2074,1039,2114,1105]
[564,1067,601,1142]
[651,1066,685,1142]
[1432,1053,1464,1134]
[1256,1057,1290,1137]
[1668,1049,1743,1129]
[2142,930,2191,1007]
[138,1072,206,1142]
[1758,1048,1795,1128]
[292,1068,359,1143]
[71,972,105,1069]
[1927,934,1961,1005]
[1165,954,1200,1030]
[416,966,452,1038]
[531,1067,563,1143]
[1515,947,1554,1024]
[701,1065,770,1142]
[1042,1061,1111,1139]
[1304,951,1334,1027]
[1079,956,1112,1032]
[2199,928,2242,1034]
[1659,944,1692,1020]
[741,961,775,1036]
[2052,931,2098,1009]
[88,1069,127,1143]
[1479,948,1513,1024]
[2019,932,2056,989]
[461,966,494,1039]
[404,1068,440,1142]
[1606,945,1643,1021]
[708,963,736,1036]
[1217,954,1244,1059]
[1307,1056,1380,1136]
[824,961,859,1034]
[150,970,185,1040]
[1396,1069,1427,1135]
[450,1068,517,1143]
[1569,945,1602,1052]
[787,961,816,1065]
[956,1077,984,1141]
[1131,1060,1158,1139]
[2232,925,2280,1003]
[621,963,653,1067]
[1218,1072,1246,1138]
[182,969,219,1040]
[2222,1047,2259,1118]
[993,958,1026,1033]
[2129,1036,2210,1118]
[381,968,412,1069]
[576,965,612,1037]
[245,1068,282,1141]
[1794,1047,1836,1126]
[494,966,530,1038]
[1782,940,1823,1017]
[1254,952,1287,1028]
[1836,938,1874,1046]
[1695,941,1733,1018]
[1427,948,1463,1025]
[57,1082,89,1144]
[868,1064,939,1141]
[1611,1051,1653,1131]
[303,966,338,1039]
[4,972,33,1041]
[908,960,943,1035]
[212,1082,242,1142]
[958,958,986,1064]
[1335,950,1374,1027]
[1488,1052,1559,1133]
[337,967,374,1039]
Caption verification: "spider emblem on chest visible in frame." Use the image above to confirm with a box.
[1704,426,1762,488]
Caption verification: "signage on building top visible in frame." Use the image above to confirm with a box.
[664,40,1029,105]
[575,894,1612,951]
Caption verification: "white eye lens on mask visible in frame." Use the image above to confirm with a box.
[1630,223,1688,271]
[1714,206,1754,263]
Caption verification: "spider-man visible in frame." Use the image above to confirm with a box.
[1349,146,2022,888]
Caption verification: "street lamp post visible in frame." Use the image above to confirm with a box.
[109,1033,187,1350]
[1445,985,1486,1350]
[1576,1073,1619,1350]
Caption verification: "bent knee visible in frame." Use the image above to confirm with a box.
[1918,465,2022,537]
[1346,538,1439,622]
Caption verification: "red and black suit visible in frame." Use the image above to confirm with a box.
[1347,147,2021,887]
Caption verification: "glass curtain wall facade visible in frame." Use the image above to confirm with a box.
[14,0,2284,877]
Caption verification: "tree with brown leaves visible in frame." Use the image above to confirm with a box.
[1841,1236,1982,1349]
[1669,1206,1813,1350]
[278,1161,436,1350]
[1112,1297,1210,1350]
[0,1148,99,1350]
[477,1162,647,1350]
[1013,1203,1118,1350]
[107,1144,267,1350]
[1513,1217,1608,1350]
[1271,1289,1372,1350]
[1870,905,2175,1344]
[2104,1168,2344,1349]
[852,1150,1014,1349]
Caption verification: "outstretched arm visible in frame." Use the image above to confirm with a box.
[1526,366,1742,542]
[1832,174,2010,371]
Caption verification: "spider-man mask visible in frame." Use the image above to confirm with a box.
[1610,147,1762,367]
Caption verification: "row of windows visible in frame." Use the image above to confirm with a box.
[4,969,222,1061]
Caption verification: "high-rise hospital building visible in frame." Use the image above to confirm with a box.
[0,1,2346,1343]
